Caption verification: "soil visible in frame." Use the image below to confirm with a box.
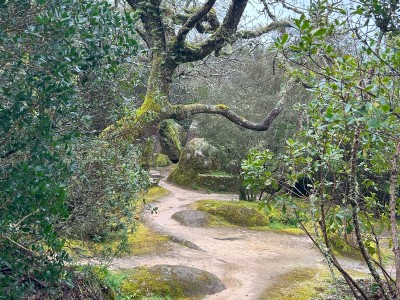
[110,168,368,300]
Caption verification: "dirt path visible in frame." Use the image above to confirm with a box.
[111,170,367,300]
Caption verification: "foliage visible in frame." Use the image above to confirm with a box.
[243,0,400,298]
[241,149,279,201]
[0,0,140,297]
[62,139,148,244]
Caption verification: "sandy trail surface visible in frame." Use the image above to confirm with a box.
[111,169,368,300]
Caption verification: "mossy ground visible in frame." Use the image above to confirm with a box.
[260,267,379,300]
[139,186,170,205]
[113,186,171,256]
[259,267,332,300]
[192,199,303,234]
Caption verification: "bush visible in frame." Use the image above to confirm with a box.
[0,0,139,297]
[62,139,149,243]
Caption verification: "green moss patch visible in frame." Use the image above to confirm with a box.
[120,267,185,299]
[192,200,303,233]
[140,186,169,204]
[259,267,332,300]
[120,265,225,299]
[153,153,172,167]
[126,225,170,255]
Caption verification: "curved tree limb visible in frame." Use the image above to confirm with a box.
[171,77,296,130]
[279,0,304,14]
[173,103,282,131]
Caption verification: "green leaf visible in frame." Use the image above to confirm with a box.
[301,20,310,30]
[368,118,381,129]
[381,104,391,112]
[311,28,327,36]
[281,33,289,45]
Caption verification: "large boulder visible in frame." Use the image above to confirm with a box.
[121,265,225,298]
[168,138,221,188]
[159,119,186,163]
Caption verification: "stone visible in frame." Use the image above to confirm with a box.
[122,265,226,298]
[147,265,226,296]
[168,138,221,188]
[171,210,211,227]
[159,119,186,163]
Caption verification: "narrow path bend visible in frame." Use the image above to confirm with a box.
[111,170,367,299]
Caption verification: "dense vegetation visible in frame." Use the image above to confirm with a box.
[0,1,147,298]
[1,0,400,299]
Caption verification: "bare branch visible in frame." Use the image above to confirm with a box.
[279,0,303,14]
[261,0,277,21]
[233,20,292,40]
[176,0,217,45]
[135,25,152,49]
[175,0,250,63]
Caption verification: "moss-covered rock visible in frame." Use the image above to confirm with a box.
[193,200,303,233]
[168,138,221,188]
[159,119,186,163]
[121,265,225,298]
[207,205,269,227]
[152,153,172,167]
[171,210,211,227]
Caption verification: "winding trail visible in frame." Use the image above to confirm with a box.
[111,169,368,299]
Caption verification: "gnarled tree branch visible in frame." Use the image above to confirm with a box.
[172,103,282,131]
[233,21,292,40]
[171,76,296,130]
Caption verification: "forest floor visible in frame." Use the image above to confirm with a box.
[110,167,369,300]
